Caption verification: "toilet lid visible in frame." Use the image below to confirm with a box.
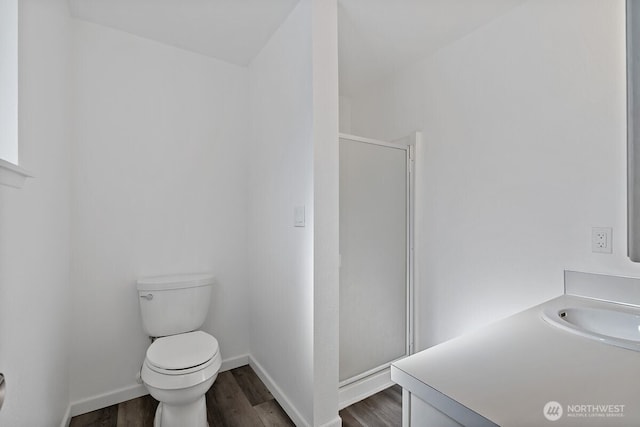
[146,331,219,370]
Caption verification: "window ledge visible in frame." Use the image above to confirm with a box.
[0,158,32,189]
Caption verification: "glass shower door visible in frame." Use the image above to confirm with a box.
[339,135,410,383]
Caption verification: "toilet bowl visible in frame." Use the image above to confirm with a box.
[141,331,221,427]
[137,274,220,427]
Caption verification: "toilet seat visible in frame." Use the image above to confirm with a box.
[146,331,219,373]
[141,354,221,390]
[141,331,222,391]
[146,355,215,376]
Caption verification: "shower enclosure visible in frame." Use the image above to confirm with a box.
[339,132,416,406]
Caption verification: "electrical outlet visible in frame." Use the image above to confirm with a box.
[592,227,612,254]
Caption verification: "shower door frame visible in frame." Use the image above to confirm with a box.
[338,132,416,390]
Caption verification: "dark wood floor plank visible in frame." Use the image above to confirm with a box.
[206,392,226,427]
[69,405,118,427]
[345,399,389,427]
[339,407,365,427]
[366,389,403,426]
[382,385,402,405]
[205,370,264,427]
[116,394,158,427]
[340,386,402,427]
[254,399,295,427]
[231,364,274,406]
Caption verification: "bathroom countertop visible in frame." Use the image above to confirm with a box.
[391,295,640,426]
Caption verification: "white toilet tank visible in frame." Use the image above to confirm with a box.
[137,273,214,337]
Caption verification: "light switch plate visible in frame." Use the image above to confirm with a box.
[294,206,305,227]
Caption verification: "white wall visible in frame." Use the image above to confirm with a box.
[0,0,72,425]
[70,20,250,404]
[311,0,340,425]
[348,0,640,348]
[339,96,352,134]
[247,2,340,424]
[0,0,18,163]
[247,0,315,424]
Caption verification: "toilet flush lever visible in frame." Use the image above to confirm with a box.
[140,294,153,301]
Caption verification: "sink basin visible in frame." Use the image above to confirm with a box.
[541,304,640,352]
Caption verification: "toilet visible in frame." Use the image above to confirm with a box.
[137,274,221,427]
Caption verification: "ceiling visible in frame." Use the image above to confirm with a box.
[338,0,527,95]
[69,0,527,94]
[68,0,300,66]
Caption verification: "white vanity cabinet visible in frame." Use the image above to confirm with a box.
[391,361,495,427]
[391,272,640,427]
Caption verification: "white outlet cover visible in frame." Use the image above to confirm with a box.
[592,227,613,254]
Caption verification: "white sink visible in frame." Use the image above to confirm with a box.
[541,304,640,352]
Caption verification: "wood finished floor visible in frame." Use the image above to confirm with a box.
[69,365,293,427]
[69,366,402,427]
[339,385,402,427]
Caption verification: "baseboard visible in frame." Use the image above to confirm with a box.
[248,356,311,427]
[338,367,394,409]
[220,353,249,372]
[59,404,71,427]
[69,354,249,418]
[69,383,148,417]
[318,416,343,427]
